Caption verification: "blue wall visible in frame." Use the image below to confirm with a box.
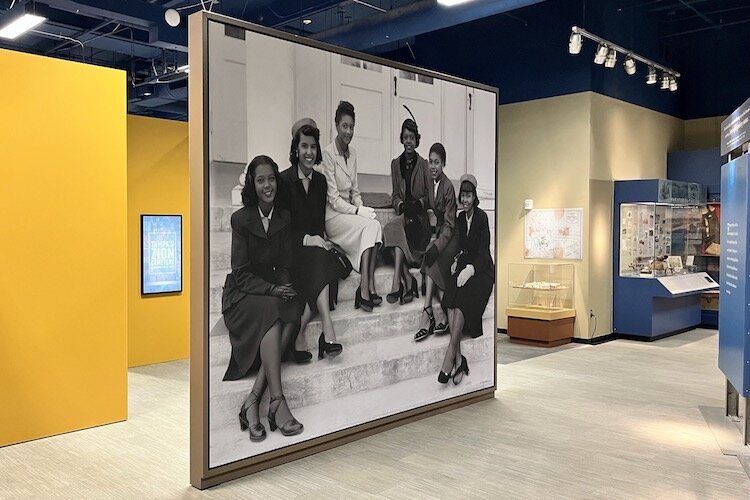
[380,0,749,120]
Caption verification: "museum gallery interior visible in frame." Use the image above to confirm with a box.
[2,0,750,497]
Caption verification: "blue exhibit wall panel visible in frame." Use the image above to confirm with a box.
[719,155,750,395]
[667,149,722,201]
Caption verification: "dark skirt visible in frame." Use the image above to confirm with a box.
[222,294,303,381]
[292,246,341,313]
[423,235,459,291]
[441,265,493,338]
[383,214,429,265]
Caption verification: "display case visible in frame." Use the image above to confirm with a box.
[507,263,575,347]
[619,203,703,278]
[508,263,574,310]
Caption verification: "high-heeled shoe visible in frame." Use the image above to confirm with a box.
[438,370,452,384]
[452,355,469,385]
[386,284,405,305]
[318,332,343,359]
[414,306,436,342]
[268,396,304,436]
[354,286,374,312]
[291,349,312,363]
[370,292,382,306]
[239,390,267,442]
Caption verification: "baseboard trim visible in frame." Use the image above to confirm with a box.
[497,328,507,335]
[572,326,699,345]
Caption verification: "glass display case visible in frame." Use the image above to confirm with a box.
[619,203,703,278]
[508,263,574,310]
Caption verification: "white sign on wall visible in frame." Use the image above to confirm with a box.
[524,208,583,260]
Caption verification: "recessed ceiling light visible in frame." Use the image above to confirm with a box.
[302,19,312,25]
[437,0,474,6]
[0,14,46,40]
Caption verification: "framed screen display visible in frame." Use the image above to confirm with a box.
[141,214,182,295]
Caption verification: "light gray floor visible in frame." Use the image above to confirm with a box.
[2,328,749,498]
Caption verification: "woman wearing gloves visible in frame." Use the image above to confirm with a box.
[222,155,304,441]
[414,143,457,342]
[383,118,431,305]
[321,101,382,312]
[439,174,494,385]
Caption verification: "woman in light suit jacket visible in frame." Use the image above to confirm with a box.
[415,143,458,342]
[320,101,382,312]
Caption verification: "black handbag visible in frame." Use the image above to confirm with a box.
[328,246,353,280]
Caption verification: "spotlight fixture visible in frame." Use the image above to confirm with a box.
[303,19,312,25]
[0,13,46,39]
[165,8,180,27]
[604,48,617,68]
[624,56,636,75]
[569,26,680,91]
[660,72,670,90]
[594,44,608,65]
[568,32,582,54]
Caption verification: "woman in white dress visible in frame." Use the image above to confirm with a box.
[321,101,383,312]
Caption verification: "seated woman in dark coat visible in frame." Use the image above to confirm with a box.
[439,174,494,385]
[222,155,304,441]
[383,118,432,305]
[278,123,343,360]
[415,143,457,342]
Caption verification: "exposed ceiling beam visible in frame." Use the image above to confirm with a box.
[39,0,187,51]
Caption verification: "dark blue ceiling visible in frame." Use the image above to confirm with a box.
[1,0,748,120]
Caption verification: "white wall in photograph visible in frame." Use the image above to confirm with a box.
[206,20,497,469]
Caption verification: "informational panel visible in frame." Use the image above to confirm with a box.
[719,155,750,396]
[190,12,498,488]
[656,272,718,294]
[141,214,182,295]
[721,97,750,156]
[524,208,583,260]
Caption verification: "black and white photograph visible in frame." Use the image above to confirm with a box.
[205,19,497,468]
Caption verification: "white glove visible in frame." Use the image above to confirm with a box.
[357,206,376,219]
[457,265,475,287]
[304,234,333,250]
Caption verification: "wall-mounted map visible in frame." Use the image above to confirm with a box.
[524,208,583,260]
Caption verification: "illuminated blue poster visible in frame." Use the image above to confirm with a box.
[141,214,182,295]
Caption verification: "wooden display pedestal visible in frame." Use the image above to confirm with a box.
[507,307,576,347]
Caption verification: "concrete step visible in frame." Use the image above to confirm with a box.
[209,284,494,346]
[209,205,397,233]
[208,264,422,314]
[208,352,496,468]
[207,316,494,433]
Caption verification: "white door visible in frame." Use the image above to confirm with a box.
[391,68,442,162]
[331,54,392,175]
[467,87,497,198]
[440,80,469,181]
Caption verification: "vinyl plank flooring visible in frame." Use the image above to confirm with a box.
[0,329,748,498]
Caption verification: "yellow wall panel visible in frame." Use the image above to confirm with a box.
[127,115,190,367]
[0,49,127,446]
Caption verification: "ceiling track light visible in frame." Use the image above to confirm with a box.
[660,72,670,90]
[604,48,617,68]
[594,44,608,65]
[568,32,582,55]
[624,56,636,75]
[569,26,680,91]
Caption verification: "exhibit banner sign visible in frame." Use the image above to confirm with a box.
[188,12,498,488]
[721,97,750,156]
[718,155,750,396]
[141,214,182,295]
